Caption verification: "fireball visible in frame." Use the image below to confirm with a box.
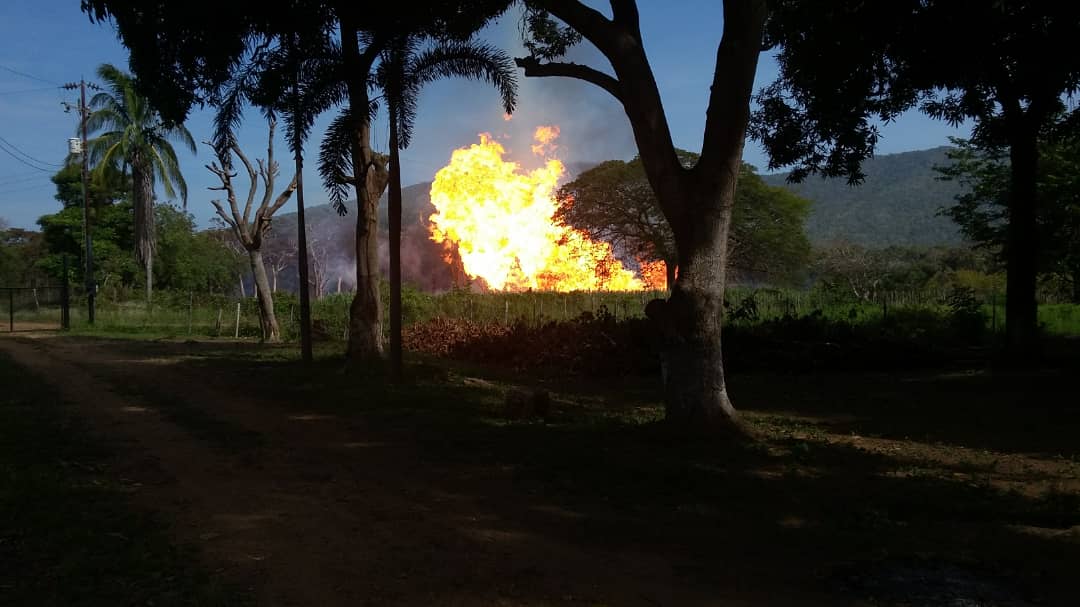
[428,126,645,292]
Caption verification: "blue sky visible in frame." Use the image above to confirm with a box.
[0,0,970,230]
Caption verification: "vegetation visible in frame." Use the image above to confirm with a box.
[762,147,964,247]
[87,63,197,302]
[938,134,1080,303]
[756,0,1080,353]
[517,1,770,431]
[205,118,297,342]
[557,154,811,286]
[378,33,518,379]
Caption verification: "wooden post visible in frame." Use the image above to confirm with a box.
[504,300,509,325]
[991,291,998,333]
[8,289,13,332]
[188,291,193,335]
[61,256,70,330]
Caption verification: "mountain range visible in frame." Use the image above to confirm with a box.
[761,146,964,247]
[274,146,967,252]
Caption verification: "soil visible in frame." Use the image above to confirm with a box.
[1,332,1077,606]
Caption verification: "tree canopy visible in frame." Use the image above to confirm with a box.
[754,0,1080,350]
[938,134,1080,303]
[556,153,811,286]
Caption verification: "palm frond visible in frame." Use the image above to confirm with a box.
[318,108,356,215]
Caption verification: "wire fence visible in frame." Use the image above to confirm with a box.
[0,286,68,332]
[50,286,1080,339]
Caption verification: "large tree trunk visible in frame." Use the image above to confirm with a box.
[657,178,744,433]
[1005,127,1040,354]
[388,102,404,381]
[131,158,155,303]
[341,19,388,363]
[249,249,280,342]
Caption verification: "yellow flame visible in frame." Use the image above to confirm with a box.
[530,125,560,156]
[428,128,644,292]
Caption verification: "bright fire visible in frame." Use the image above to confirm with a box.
[428,126,646,292]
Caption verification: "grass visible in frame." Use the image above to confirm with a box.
[0,351,243,606]
[25,286,1077,341]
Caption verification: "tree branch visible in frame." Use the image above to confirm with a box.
[514,56,623,102]
[231,141,259,227]
[698,0,768,176]
[533,0,619,54]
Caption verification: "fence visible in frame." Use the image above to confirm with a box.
[53,286,1080,339]
[0,286,69,332]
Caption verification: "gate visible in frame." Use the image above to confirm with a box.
[0,285,69,332]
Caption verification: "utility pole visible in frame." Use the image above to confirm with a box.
[62,79,96,323]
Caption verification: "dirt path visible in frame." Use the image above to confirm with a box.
[1,334,808,606]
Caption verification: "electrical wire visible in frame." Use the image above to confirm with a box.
[0,86,59,96]
[0,63,59,86]
[0,143,53,172]
[0,135,63,169]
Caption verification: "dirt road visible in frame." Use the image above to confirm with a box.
[1,334,804,606]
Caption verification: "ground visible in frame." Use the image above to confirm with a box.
[1,332,1078,606]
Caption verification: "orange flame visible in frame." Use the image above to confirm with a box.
[530,125,560,156]
[638,259,668,291]
[428,127,644,292]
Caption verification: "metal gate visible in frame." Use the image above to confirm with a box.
[0,285,69,332]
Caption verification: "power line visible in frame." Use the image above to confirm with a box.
[0,135,63,168]
[0,63,59,86]
[0,86,59,96]
[0,140,53,172]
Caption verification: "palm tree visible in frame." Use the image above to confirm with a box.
[86,63,196,303]
[376,37,517,379]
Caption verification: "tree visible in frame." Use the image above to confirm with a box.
[753,1,1080,353]
[938,135,1080,304]
[0,226,47,287]
[517,1,768,432]
[556,153,811,288]
[377,35,517,379]
[262,227,296,293]
[37,199,138,291]
[82,1,513,367]
[206,118,298,342]
[153,205,244,293]
[86,63,196,303]
[51,161,128,211]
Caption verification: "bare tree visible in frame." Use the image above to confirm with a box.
[206,117,297,342]
[262,227,296,293]
[306,228,333,300]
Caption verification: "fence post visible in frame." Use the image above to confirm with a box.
[61,256,70,330]
[504,300,509,325]
[188,291,193,335]
[8,289,12,332]
[991,291,998,333]
[234,301,241,339]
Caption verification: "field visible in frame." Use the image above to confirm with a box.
[11,286,1080,339]
[0,331,1077,605]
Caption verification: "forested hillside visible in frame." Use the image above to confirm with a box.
[762,147,965,247]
